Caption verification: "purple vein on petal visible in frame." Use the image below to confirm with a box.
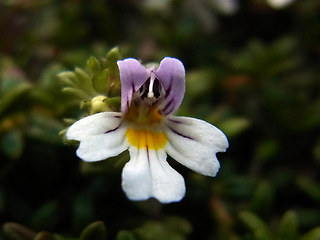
[164,104,174,116]
[146,145,150,165]
[105,124,121,134]
[131,81,136,93]
[168,126,193,140]
[168,118,182,124]
[164,79,172,98]
[154,57,186,115]
[118,58,150,113]
[127,98,130,110]
[162,98,173,114]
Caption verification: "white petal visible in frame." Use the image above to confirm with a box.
[121,147,152,200]
[66,112,123,141]
[266,0,294,9]
[76,125,128,161]
[149,149,185,203]
[122,147,185,203]
[66,112,128,162]
[164,116,228,177]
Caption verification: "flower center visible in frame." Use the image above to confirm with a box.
[124,76,165,125]
[124,103,163,125]
[126,128,167,150]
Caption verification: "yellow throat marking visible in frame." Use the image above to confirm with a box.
[126,128,167,150]
[124,98,167,149]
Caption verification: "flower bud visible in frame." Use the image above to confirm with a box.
[90,95,110,114]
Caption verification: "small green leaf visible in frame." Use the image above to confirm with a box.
[37,233,77,240]
[106,47,121,80]
[2,222,36,240]
[74,67,96,95]
[87,56,101,74]
[250,181,274,215]
[57,72,79,86]
[33,231,54,240]
[106,47,121,70]
[163,216,192,236]
[239,211,273,240]
[277,210,298,240]
[116,231,136,240]
[133,217,191,240]
[92,69,109,94]
[301,227,320,240]
[134,221,166,240]
[296,177,320,203]
[105,47,121,96]
[58,77,78,89]
[80,221,107,240]
[105,97,121,111]
[62,87,89,99]
[63,118,77,125]
[0,83,31,117]
[74,68,89,83]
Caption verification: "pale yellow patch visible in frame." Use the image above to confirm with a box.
[126,128,167,150]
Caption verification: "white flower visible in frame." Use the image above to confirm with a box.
[210,0,239,15]
[266,0,295,9]
[66,57,228,203]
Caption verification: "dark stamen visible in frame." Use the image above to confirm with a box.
[138,78,162,99]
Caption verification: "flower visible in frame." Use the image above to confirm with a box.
[66,57,228,203]
[266,0,295,9]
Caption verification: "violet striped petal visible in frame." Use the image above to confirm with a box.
[117,58,150,113]
[66,112,123,141]
[154,57,185,115]
[66,112,128,161]
[164,116,229,177]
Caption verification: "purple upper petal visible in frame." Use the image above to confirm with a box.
[117,58,150,113]
[154,57,185,115]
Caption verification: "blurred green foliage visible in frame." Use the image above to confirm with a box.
[1,0,320,239]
